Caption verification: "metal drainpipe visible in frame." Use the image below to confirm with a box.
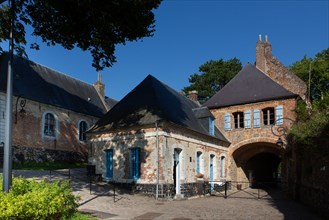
[155,121,159,200]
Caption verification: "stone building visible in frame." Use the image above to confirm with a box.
[204,35,307,185]
[0,53,116,164]
[88,75,230,198]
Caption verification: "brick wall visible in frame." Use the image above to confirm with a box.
[0,93,99,164]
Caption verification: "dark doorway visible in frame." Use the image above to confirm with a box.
[246,153,281,184]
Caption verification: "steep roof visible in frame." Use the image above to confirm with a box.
[89,75,229,143]
[0,53,108,117]
[105,97,118,109]
[204,63,298,109]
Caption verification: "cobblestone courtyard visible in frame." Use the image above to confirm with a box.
[5,169,322,220]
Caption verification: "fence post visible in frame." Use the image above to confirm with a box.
[224,181,228,199]
[258,187,260,199]
[113,182,116,203]
[89,174,92,195]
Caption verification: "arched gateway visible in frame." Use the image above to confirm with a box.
[230,140,284,184]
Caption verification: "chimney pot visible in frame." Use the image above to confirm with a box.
[265,35,268,42]
[258,34,262,41]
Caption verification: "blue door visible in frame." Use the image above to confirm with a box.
[106,150,113,179]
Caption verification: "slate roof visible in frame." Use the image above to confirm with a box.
[0,53,108,117]
[105,97,118,109]
[204,63,298,109]
[89,75,229,143]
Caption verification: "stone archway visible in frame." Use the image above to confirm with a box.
[230,141,284,184]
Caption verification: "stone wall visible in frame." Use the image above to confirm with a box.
[12,145,87,164]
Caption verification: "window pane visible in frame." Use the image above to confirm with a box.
[209,117,215,136]
[130,148,140,179]
[44,113,55,137]
[79,121,88,141]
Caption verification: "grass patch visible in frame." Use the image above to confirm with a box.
[64,212,97,220]
[13,161,87,170]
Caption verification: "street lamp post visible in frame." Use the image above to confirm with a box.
[3,0,15,193]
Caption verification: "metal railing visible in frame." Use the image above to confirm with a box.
[209,180,282,199]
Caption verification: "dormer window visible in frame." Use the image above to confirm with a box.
[209,117,215,136]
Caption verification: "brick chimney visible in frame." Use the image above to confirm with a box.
[256,34,272,73]
[93,73,105,98]
[188,90,198,102]
[255,35,309,104]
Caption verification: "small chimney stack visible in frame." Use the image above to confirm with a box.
[94,73,105,98]
[188,90,198,102]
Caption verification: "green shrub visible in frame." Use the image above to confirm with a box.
[0,176,79,219]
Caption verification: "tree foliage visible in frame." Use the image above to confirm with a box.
[290,48,329,102]
[183,58,242,103]
[0,0,161,71]
[288,48,329,152]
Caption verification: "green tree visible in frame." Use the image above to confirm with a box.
[290,48,329,103]
[183,58,242,103]
[0,0,161,71]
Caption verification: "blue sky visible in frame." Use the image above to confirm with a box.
[4,0,329,101]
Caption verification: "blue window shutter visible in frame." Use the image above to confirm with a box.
[254,109,260,128]
[136,148,140,179]
[275,105,283,125]
[224,113,231,130]
[244,110,251,128]
[106,150,113,178]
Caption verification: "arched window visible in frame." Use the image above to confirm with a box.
[44,113,56,137]
[79,120,88,141]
